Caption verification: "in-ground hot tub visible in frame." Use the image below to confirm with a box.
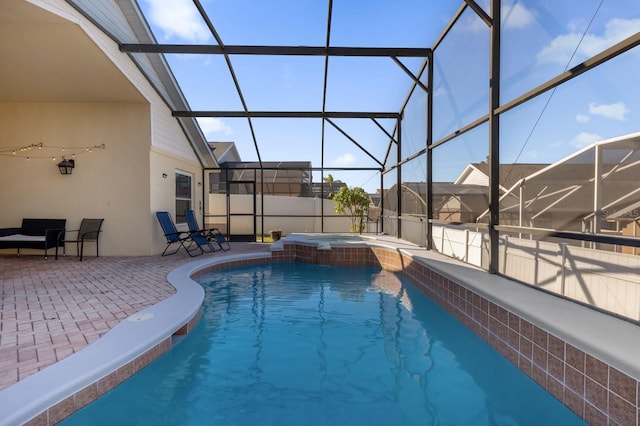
[273,233,375,250]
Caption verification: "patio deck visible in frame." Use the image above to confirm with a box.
[0,242,271,392]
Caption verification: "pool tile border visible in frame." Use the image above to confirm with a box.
[23,336,175,426]
[17,243,639,425]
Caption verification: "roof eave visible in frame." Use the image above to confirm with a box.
[66,0,217,168]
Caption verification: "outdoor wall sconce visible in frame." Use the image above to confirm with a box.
[162,173,168,178]
[57,158,75,175]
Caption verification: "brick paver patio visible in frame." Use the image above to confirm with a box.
[0,242,270,392]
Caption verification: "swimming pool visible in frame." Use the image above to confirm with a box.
[62,262,585,425]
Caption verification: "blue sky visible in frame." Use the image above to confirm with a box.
[138,0,640,187]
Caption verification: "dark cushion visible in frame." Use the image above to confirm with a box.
[21,219,66,236]
[0,227,21,237]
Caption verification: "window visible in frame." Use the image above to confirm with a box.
[175,172,192,224]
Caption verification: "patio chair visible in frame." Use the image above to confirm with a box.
[365,205,381,234]
[185,209,230,251]
[55,218,104,261]
[155,211,202,257]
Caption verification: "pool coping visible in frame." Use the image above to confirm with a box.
[0,252,270,426]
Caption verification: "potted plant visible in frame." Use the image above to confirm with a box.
[332,186,371,233]
[270,229,283,241]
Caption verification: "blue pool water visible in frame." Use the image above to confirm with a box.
[63,263,585,425]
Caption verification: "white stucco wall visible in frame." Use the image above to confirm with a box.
[206,194,353,235]
[0,103,152,256]
[0,0,205,256]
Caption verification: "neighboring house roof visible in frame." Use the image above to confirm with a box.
[432,182,488,196]
[217,161,313,197]
[454,163,549,192]
[310,181,348,198]
[392,182,488,196]
[498,132,640,219]
[208,142,241,163]
[400,131,640,226]
[468,132,640,224]
[218,161,312,187]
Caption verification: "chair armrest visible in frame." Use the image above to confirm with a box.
[80,229,102,240]
[0,227,21,237]
[45,228,66,247]
[58,229,79,241]
[167,230,192,241]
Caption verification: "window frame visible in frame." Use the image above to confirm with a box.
[175,171,193,224]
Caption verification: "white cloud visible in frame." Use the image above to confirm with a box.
[536,33,597,65]
[282,64,293,81]
[459,13,486,33]
[537,18,640,65]
[604,18,640,43]
[567,19,584,33]
[460,2,534,32]
[502,2,535,29]
[332,153,356,167]
[433,87,447,97]
[197,118,233,136]
[588,102,630,121]
[575,113,590,123]
[142,0,210,42]
[569,132,602,148]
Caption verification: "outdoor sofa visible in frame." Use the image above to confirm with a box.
[0,218,66,259]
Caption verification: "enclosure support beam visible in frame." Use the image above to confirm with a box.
[397,118,402,239]
[391,57,429,93]
[173,111,400,119]
[120,44,431,57]
[593,145,603,238]
[488,0,501,274]
[426,52,434,250]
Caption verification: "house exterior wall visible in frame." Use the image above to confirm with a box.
[0,0,205,256]
[621,221,640,255]
[0,102,151,256]
[455,166,489,186]
[150,147,203,234]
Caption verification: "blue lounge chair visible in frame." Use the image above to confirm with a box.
[185,209,230,251]
[156,211,203,257]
